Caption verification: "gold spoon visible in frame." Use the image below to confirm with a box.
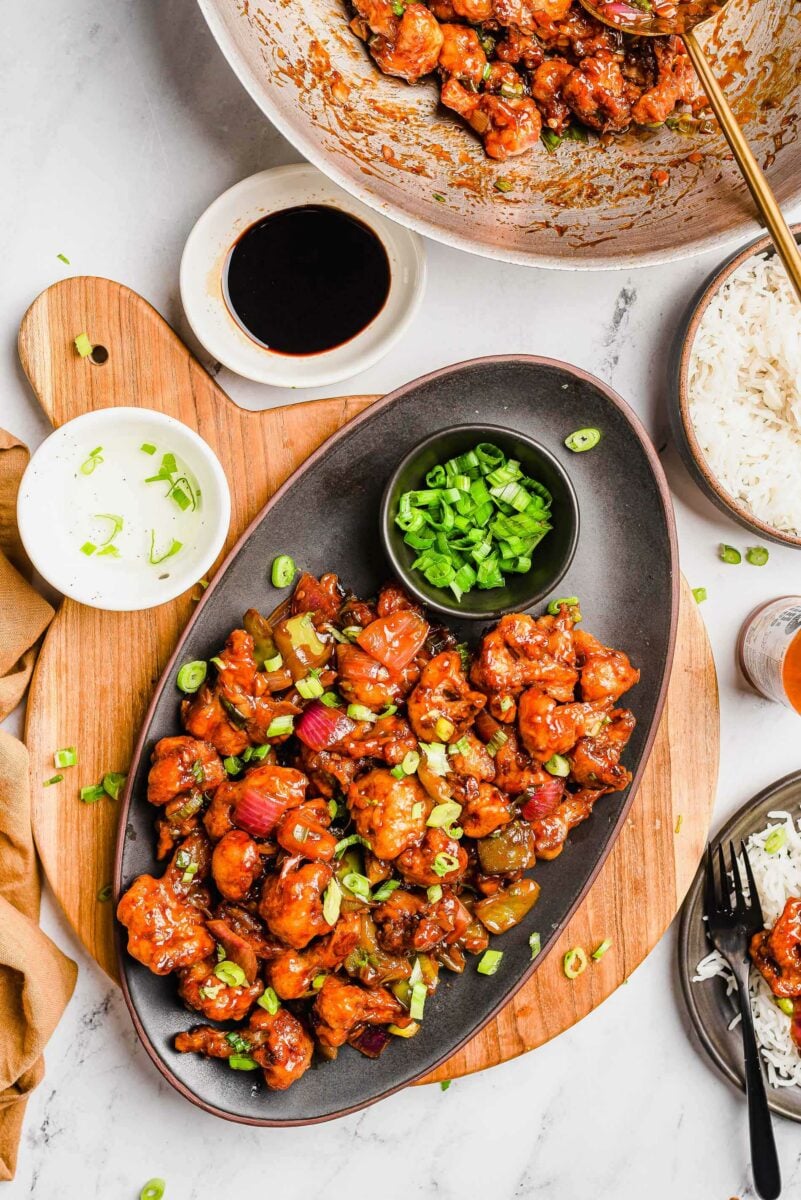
[579,0,801,301]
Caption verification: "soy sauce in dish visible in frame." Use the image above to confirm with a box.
[223,205,391,356]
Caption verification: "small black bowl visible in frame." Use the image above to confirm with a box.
[380,423,579,620]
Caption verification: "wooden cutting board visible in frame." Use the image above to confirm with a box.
[19,277,718,1084]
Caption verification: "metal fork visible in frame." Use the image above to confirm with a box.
[704,842,781,1200]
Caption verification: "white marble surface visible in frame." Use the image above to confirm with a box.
[3,1,801,1196]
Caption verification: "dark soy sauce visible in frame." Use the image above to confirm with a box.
[223,205,391,356]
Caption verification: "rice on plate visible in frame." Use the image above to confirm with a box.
[694,810,801,1088]
[687,252,801,539]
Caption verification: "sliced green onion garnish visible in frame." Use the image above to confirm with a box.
[263,653,283,673]
[432,852,460,878]
[427,884,443,903]
[342,625,363,641]
[440,1079,452,1091]
[411,801,424,819]
[43,774,63,787]
[229,1054,259,1071]
[435,716,455,741]
[563,947,588,978]
[449,736,471,757]
[223,756,242,775]
[258,987,280,1014]
[719,544,741,565]
[210,656,225,670]
[80,784,106,804]
[54,746,77,769]
[347,703,376,723]
[78,445,104,476]
[372,879,400,902]
[102,772,126,800]
[494,177,513,193]
[592,938,612,960]
[214,960,247,987]
[401,750,420,774]
[74,332,93,358]
[486,729,508,757]
[249,744,272,760]
[181,862,199,885]
[420,741,449,777]
[139,1180,166,1200]
[176,660,207,694]
[312,973,327,990]
[765,826,787,855]
[57,252,71,264]
[80,541,97,556]
[342,872,371,901]
[320,691,342,708]
[547,595,579,616]
[776,997,794,1016]
[334,833,370,858]
[541,129,562,153]
[296,673,325,700]
[746,546,769,566]
[692,587,707,604]
[477,949,503,976]
[409,980,427,1020]
[323,877,342,926]
[271,554,297,588]
[149,532,183,565]
[565,427,601,453]
[140,442,157,455]
[544,753,570,777]
[529,932,541,959]
[427,800,462,828]
[265,714,294,738]
[378,703,398,718]
[97,883,113,902]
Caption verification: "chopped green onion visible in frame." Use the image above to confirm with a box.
[139,1181,166,1200]
[198,984,223,1000]
[392,0,405,12]
[78,445,104,476]
[74,332,93,358]
[258,987,280,1013]
[176,660,207,694]
[181,862,199,885]
[223,756,242,775]
[544,753,570,777]
[265,715,294,738]
[372,879,401,902]
[432,852,460,878]
[320,691,342,708]
[432,192,446,203]
[529,932,541,959]
[271,554,297,588]
[80,784,106,804]
[312,973,327,990]
[378,703,398,718]
[592,938,612,960]
[140,442,157,455]
[486,729,508,757]
[427,800,462,828]
[225,1030,251,1053]
[43,774,63,787]
[427,884,443,903]
[342,626,363,641]
[547,596,579,616]
[229,1055,259,1071]
[409,980,427,1020]
[420,741,450,777]
[342,872,371,901]
[102,772,126,800]
[347,703,376,723]
[719,544,741,565]
[210,656,225,670]
[449,736,471,757]
[57,253,71,265]
[435,716,455,741]
[148,532,182,565]
[541,129,562,153]
[494,177,513,193]
[296,673,325,700]
[765,826,787,855]
[692,587,707,604]
[249,743,272,760]
[80,541,97,555]
[746,546,769,566]
[263,653,283,673]
[323,877,342,925]
[214,960,247,987]
[54,746,77,769]
[776,997,794,1016]
[477,949,503,976]
[389,1020,420,1037]
[565,428,601,453]
[440,1079,452,1091]
[97,883,113,903]
[334,833,370,858]
[401,750,420,774]
[563,947,588,978]
[411,801,424,819]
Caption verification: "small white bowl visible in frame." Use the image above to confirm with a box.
[179,163,426,388]
[18,408,231,611]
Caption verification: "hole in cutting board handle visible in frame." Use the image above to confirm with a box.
[90,344,109,365]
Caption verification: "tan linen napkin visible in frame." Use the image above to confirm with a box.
[0,430,77,1182]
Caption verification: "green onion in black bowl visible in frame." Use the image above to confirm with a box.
[380,424,579,620]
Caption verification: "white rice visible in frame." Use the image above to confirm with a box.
[687,252,801,537]
[693,809,801,1088]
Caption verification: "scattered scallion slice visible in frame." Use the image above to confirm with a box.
[323,877,342,925]
[43,774,63,787]
[432,852,460,878]
[435,716,455,741]
[54,746,77,769]
[271,554,297,588]
[547,595,579,616]
[139,1180,166,1200]
[57,253,71,265]
[372,879,400,902]
[765,826,787,855]
[312,973,327,990]
[449,736,470,756]
[592,938,612,960]
[529,931,541,959]
[264,653,283,673]
[776,997,794,1017]
[347,703,376,723]
[541,129,562,153]
[746,546,769,566]
[409,980,427,1020]
[420,741,449,777]
[80,542,97,556]
[223,756,242,775]
[388,1020,420,1037]
[97,883,113,903]
[74,332,93,358]
[427,884,443,903]
[176,660,207,694]
[440,1079,452,1091]
[411,801,424,819]
[102,772,126,800]
[692,587,707,604]
[342,872,371,901]
[210,656,225,670]
[494,177,513,193]
[334,833,371,858]
[719,543,741,565]
[563,947,588,978]
[265,714,294,738]
[258,987,280,1014]
[80,783,107,804]
[296,672,325,700]
[477,949,503,976]
[79,445,104,475]
[565,427,601,453]
[544,753,570,777]
[229,1055,259,1071]
[486,729,508,757]
[215,960,247,987]
[149,532,183,565]
[140,443,157,455]
[427,800,462,828]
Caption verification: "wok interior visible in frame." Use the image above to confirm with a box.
[206,0,800,265]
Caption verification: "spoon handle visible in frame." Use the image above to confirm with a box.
[683,30,801,303]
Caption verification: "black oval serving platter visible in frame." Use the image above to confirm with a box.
[115,355,679,1126]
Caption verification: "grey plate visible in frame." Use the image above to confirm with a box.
[115,355,678,1125]
[678,771,801,1123]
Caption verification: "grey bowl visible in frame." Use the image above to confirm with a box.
[380,424,579,621]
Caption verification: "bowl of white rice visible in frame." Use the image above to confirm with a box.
[679,770,801,1122]
[672,228,801,548]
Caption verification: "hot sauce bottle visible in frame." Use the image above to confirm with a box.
[738,598,801,712]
